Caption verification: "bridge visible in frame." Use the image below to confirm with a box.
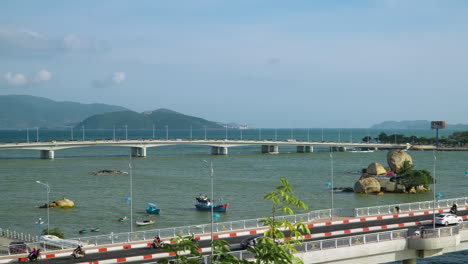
[1,196,468,263]
[0,139,410,159]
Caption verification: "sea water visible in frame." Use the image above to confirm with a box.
[0,128,466,263]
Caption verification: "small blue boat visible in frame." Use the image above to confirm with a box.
[118,216,130,222]
[146,203,161,214]
[195,195,229,212]
[79,229,88,234]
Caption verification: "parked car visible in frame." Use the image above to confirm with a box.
[434,214,463,226]
[9,241,30,254]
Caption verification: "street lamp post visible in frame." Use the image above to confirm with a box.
[165,125,168,140]
[259,128,261,140]
[36,181,50,235]
[82,126,85,141]
[203,160,214,258]
[330,152,334,220]
[70,127,73,141]
[152,124,155,139]
[225,125,228,140]
[129,160,133,233]
[204,126,207,140]
[433,150,437,229]
[36,127,39,142]
[113,125,116,141]
[27,128,29,143]
[125,124,128,140]
[190,125,192,140]
[240,128,243,140]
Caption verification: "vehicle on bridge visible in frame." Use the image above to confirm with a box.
[435,213,463,226]
[195,195,229,212]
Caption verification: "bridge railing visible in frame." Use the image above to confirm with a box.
[352,196,468,217]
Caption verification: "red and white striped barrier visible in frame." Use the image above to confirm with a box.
[2,208,464,263]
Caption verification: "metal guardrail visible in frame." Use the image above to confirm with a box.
[2,196,467,257]
[353,196,468,217]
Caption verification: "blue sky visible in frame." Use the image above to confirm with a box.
[1,0,467,128]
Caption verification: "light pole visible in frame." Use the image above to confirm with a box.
[259,128,261,140]
[307,128,310,142]
[27,128,29,143]
[152,124,155,139]
[275,128,277,141]
[36,181,50,235]
[70,127,73,141]
[113,125,116,141]
[165,125,168,140]
[129,159,133,233]
[225,125,228,140]
[82,126,85,141]
[330,152,334,220]
[125,124,128,140]
[240,128,243,140]
[203,160,214,258]
[204,126,207,140]
[36,127,39,142]
[190,125,192,140]
[433,150,437,229]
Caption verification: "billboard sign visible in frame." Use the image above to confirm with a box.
[431,121,446,129]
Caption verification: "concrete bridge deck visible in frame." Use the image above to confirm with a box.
[0,139,410,159]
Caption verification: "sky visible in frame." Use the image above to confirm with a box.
[1,0,467,128]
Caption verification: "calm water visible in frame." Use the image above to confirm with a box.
[0,128,466,263]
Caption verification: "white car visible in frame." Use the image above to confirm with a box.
[434,214,463,226]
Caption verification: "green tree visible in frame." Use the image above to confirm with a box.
[252,177,310,264]
[400,169,434,189]
[42,228,64,238]
[159,234,202,264]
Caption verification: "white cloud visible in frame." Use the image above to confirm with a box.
[34,69,52,82]
[92,71,127,88]
[112,72,126,84]
[3,69,52,86]
[4,72,27,86]
[63,34,82,51]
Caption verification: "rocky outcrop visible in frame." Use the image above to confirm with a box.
[387,150,413,172]
[354,177,381,193]
[367,162,387,175]
[40,198,75,209]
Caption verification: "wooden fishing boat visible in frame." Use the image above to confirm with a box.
[195,195,229,212]
[146,203,161,214]
[135,220,155,226]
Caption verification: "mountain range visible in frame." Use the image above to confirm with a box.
[370,120,468,130]
[0,95,223,129]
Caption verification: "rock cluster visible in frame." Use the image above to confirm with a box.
[354,149,415,194]
[39,198,75,209]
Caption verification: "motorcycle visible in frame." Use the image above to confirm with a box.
[72,246,86,259]
[27,249,40,262]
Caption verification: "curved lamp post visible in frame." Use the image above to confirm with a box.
[36,181,50,235]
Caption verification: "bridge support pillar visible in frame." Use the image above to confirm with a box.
[297,146,313,153]
[211,147,228,155]
[40,150,55,159]
[402,258,416,264]
[131,147,147,157]
[261,145,278,154]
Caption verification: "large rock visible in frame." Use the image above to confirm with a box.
[387,150,413,172]
[367,162,387,175]
[354,177,381,193]
[40,198,75,209]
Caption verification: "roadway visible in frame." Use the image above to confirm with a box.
[30,210,468,263]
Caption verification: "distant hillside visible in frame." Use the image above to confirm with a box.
[371,120,468,130]
[76,108,224,129]
[0,95,129,129]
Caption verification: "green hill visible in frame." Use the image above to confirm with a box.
[0,95,129,129]
[371,120,468,130]
[76,108,224,129]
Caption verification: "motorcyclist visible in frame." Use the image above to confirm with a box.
[73,245,84,257]
[450,204,458,215]
[28,247,40,262]
[151,236,161,248]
